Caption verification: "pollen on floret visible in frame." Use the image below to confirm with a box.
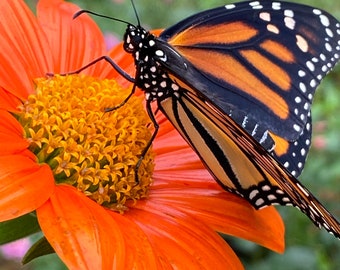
[16,74,155,211]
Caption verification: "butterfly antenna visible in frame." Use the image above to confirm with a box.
[130,0,141,26]
[73,9,131,25]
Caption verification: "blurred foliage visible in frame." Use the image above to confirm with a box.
[21,0,340,269]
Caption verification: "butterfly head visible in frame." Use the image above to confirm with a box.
[123,25,150,54]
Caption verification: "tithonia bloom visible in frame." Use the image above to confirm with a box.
[0,0,284,269]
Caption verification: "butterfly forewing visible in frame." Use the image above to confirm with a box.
[160,1,340,143]
[270,112,312,177]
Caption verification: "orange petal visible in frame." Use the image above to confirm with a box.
[152,124,284,252]
[154,113,174,135]
[153,167,220,191]
[153,126,188,155]
[0,110,28,155]
[128,201,244,270]
[37,185,126,270]
[106,211,162,269]
[0,154,54,221]
[37,0,106,75]
[0,0,53,100]
[153,145,221,190]
[155,146,204,171]
[150,188,285,253]
[0,86,22,111]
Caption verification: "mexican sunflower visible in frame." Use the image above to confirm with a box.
[0,0,285,269]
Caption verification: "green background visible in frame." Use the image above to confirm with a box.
[2,0,340,269]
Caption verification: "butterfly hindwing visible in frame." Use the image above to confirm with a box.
[158,87,340,236]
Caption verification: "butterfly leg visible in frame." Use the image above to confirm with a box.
[134,100,159,183]
[105,82,138,112]
[47,55,135,83]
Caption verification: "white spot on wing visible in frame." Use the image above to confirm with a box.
[313,9,322,15]
[267,24,279,34]
[293,124,301,132]
[262,185,271,191]
[299,82,307,93]
[268,194,277,201]
[285,17,296,30]
[225,4,236,9]
[251,124,259,136]
[272,2,281,10]
[249,190,259,199]
[242,116,248,128]
[296,35,308,52]
[259,12,271,22]
[249,1,263,9]
[326,28,334,38]
[255,198,265,207]
[284,9,294,17]
[325,42,332,52]
[320,14,330,27]
[306,60,315,72]
[298,70,306,77]
[320,53,326,61]
[259,131,268,145]
[160,81,167,88]
[249,1,260,6]
[310,79,317,88]
[172,83,179,91]
[276,189,284,194]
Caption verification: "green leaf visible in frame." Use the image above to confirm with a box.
[22,236,55,264]
[0,213,41,244]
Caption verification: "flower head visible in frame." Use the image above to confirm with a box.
[0,0,285,269]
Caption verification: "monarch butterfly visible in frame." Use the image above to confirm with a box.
[73,1,340,238]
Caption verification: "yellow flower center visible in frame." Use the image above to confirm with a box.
[16,74,155,211]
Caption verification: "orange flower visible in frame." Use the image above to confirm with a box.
[0,0,284,269]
